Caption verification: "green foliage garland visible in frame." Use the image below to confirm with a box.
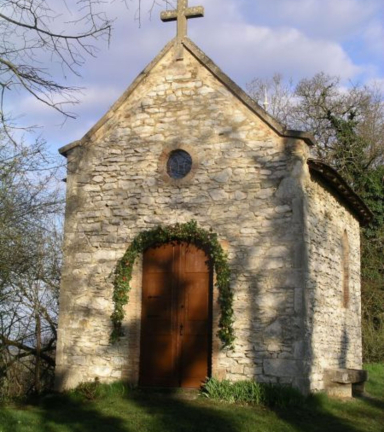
[110,220,234,348]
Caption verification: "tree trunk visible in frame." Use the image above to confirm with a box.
[35,312,41,394]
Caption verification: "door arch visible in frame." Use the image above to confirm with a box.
[139,242,212,388]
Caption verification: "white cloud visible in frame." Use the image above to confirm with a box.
[195,22,361,85]
[363,20,384,57]
[246,0,379,41]
[4,0,382,153]
[10,85,120,120]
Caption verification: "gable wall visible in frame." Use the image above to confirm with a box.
[303,172,362,392]
[56,45,311,391]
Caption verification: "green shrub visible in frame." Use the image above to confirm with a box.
[362,318,384,363]
[201,378,306,408]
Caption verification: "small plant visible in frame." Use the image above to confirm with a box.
[262,383,306,408]
[74,379,102,401]
[73,379,129,401]
[201,378,306,408]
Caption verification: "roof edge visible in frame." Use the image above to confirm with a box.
[59,38,176,157]
[182,38,317,147]
[59,140,82,156]
[59,37,318,157]
[307,158,373,226]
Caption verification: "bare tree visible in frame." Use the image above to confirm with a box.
[246,73,296,128]
[0,0,175,397]
[247,73,384,168]
[0,0,113,132]
[0,0,173,133]
[0,136,62,397]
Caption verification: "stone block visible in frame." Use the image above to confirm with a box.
[326,383,352,398]
[264,359,300,377]
[94,250,117,261]
[324,369,368,398]
[264,259,285,270]
[208,189,228,201]
[213,168,232,183]
[231,364,245,374]
[264,320,282,339]
[324,368,367,385]
[234,191,247,201]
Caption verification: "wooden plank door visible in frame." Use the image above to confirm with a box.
[140,242,211,388]
[179,244,211,387]
[140,243,178,387]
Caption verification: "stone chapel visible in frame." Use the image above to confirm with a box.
[55,0,372,396]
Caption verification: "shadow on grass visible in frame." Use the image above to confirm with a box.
[2,387,383,432]
[271,392,384,432]
[128,390,247,432]
[361,393,384,410]
[1,389,241,432]
[126,389,384,432]
[1,392,129,432]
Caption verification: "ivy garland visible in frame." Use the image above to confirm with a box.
[110,220,234,349]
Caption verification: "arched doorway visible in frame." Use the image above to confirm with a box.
[139,242,212,388]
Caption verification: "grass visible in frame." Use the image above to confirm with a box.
[364,363,384,400]
[0,364,383,432]
[201,377,306,407]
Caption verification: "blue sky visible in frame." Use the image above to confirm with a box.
[8,0,384,154]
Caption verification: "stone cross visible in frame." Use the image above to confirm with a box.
[161,0,204,60]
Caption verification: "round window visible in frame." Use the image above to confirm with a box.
[167,150,193,180]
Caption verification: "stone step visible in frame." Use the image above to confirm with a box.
[324,369,368,398]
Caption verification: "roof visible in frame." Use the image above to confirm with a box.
[307,159,373,226]
[58,37,316,156]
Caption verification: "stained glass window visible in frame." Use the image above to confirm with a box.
[167,150,193,179]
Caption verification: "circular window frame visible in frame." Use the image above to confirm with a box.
[158,144,199,185]
[166,149,193,180]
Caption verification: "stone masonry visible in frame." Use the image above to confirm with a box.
[303,173,363,392]
[55,38,369,395]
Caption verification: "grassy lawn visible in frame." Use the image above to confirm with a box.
[0,364,383,432]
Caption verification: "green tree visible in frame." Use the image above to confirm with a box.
[326,112,384,362]
[248,73,384,361]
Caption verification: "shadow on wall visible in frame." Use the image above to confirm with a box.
[61,90,313,391]
[218,135,312,392]
[339,325,349,369]
[53,238,364,432]
[308,173,360,372]
[54,74,364,431]
[115,123,311,390]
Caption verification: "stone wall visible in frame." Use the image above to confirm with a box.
[303,170,362,392]
[55,42,361,394]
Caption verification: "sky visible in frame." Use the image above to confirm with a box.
[7,0,384,154]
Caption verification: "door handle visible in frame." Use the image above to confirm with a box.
[180,324,184,336]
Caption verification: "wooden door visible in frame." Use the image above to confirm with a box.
[139,242,211,388]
